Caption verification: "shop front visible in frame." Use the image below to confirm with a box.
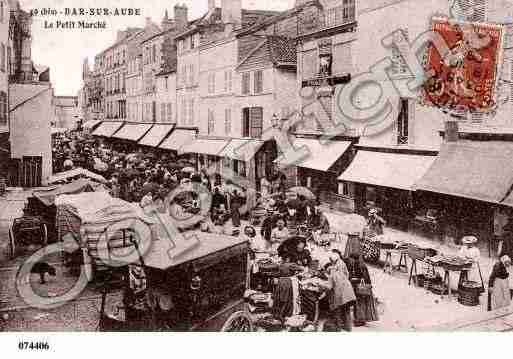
[339,148,437,231]
[415,140,513,257]
[274,136,354,205]
[110,123,154,152]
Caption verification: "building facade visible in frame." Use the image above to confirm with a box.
[53,95,79,129]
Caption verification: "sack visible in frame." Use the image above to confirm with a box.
[356,279,372,297]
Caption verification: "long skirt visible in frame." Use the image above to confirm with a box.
[344,236,361,259]
[488,277,511,311]
[354,292,379,323]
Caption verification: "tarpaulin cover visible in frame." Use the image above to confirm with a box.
[32,178,105,207]
[49,168,107,184]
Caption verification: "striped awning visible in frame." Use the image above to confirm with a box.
[138,124,175,147]
[112,123,153,141]
[180,138,230,156]
[91,121,124,137]
[159,129,197,151]
[219,139,264,161]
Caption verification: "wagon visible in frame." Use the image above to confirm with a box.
[96,229,254,332]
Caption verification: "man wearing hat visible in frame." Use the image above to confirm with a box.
[367,208,386,235]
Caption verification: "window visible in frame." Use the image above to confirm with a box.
[188,64,194,85]
[1,2,4,23]
[181,97,186,124]
[1,43,5,72]
[397,98,409,144]
[224,70,233,92]
[179,40,184,53]
[152,44,157,63]
[165,76,168,90]
[208,109,215,134]
[208,73,215,94]
[224,108,231,135]
[161,103,166,122]
[167,103,172,122]
[254,70,263,93]
[188,98,195,125]
[0,91,7,125]
[241,72,250,95]
[242,107,263,138]
[191,34,196,49]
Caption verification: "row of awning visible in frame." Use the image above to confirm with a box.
[89,121,263,160]
[339,140,513,207]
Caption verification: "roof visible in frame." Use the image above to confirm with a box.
[339,150,437,191]
[237,35,297,71]
[275,137,352,172]
[268,35,297,64]
[415,141,513,203]
[9,83,52,110]
[236,0,322,37]
[48,168,107,185]
[175,7,280,40]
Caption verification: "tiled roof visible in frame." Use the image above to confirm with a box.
[236,0,322,37]
[267,35,297,64]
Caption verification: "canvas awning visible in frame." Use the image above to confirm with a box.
[415,141,513,203]
[179,138,230,156]
[51,127,68,134]
[159,128,197,151]
[48,168,107,185]
[339,150,437,191]
[91,121,124,137]
[138,124,175,147]
[83,120,101,130]
[32,178,105,207]
[275,138,352,172]
[219,139,264,161]
[112,123,153,141]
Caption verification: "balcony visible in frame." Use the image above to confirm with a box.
[322,2,356,30]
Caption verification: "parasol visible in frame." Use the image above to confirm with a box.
[286,198,302,209]
[142,182,160,195]
[287,186,315,200]
[277,235,308,259]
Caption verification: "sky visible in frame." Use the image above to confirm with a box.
[20,0,295,96]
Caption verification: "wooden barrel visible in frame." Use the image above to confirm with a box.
[458,281,481,306]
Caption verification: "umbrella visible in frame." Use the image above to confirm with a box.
[142,182,160,195]
[181,166,195,173]
[178,159,194,166]
[277,236,308,259]
[287,186,315,200]
[286,198,302,209]
[124,168,141,180]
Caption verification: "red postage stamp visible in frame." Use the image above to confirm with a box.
[423,17,504,113]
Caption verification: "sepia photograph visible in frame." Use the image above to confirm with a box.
[1,0,513,354]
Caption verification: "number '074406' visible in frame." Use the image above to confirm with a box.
[18,341,50,350]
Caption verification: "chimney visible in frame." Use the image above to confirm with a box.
[145,17,152,28]
[174,4,188,29]
[222,0,241,27]
[208,0,216,12]
[444,120,459,142]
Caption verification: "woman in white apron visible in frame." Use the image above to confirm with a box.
[458,236,483,291]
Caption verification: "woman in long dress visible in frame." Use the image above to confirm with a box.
[488,255,512,311]
[345,253,379,326]
[458,236,483,291]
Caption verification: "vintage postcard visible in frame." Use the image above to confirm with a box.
[1,0,513,356]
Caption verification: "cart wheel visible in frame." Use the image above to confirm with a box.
[221,311,253,332]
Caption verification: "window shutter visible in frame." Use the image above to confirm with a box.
[408,98,415,144]
[316,96,333,131]
[161,103,166,122]
[332,42,352,75]
[250,107,263,138]
[302,49,317,79]
[167,103,172,122]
